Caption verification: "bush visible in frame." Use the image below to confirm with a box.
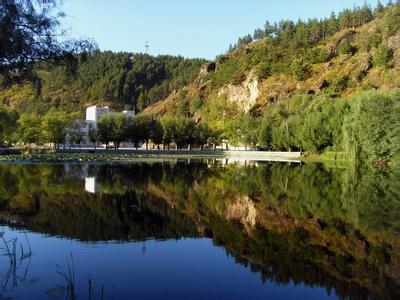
[372,45,393,69]
[367,32,382,49]
[304,48,330,64]
[210,59,240,88]
[256,62,271,79]
[327,76,349,94]
[189,97,203,116]
[291,60,307,81]
[337,39,352,55]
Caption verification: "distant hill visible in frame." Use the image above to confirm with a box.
[0,52,207,115]
[140,4,400,119]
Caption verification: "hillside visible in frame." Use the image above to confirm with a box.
[141,5,400,118]
[0,2,399,163]
[0,52,207,115]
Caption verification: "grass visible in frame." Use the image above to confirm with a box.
[57,253,76,300]
[57,253,108,300]
[0,232,32,298]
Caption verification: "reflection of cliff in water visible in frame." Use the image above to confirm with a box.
[0,161,399,299]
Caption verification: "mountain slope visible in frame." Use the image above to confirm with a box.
[0,52,207,115]
[140,5,400,119]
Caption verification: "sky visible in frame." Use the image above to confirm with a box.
[61,0,388,60]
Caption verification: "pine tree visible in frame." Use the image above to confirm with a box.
[327,12,338,36]
[374,0,385,16]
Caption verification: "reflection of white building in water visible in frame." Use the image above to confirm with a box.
[85,177,98,193]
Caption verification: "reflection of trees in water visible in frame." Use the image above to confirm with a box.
[0,161,399,238]
[0,161,399,298]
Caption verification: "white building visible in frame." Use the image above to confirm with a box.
[85,105,135,128]
[66,105,135,147]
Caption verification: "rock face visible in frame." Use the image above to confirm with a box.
[199,62,216,76]
[387,32,400,70]
[217,72,260,112]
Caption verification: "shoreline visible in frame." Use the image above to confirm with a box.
[0,149,302,163]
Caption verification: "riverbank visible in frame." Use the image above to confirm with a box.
[0,149,302,163]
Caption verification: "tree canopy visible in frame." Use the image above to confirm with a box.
[0,0,94,84]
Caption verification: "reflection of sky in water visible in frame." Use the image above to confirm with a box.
[0,226,337,300]
[0,161,398,299]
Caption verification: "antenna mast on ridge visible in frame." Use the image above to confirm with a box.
[145,40,149,54]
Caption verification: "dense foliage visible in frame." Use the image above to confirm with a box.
[0,1,399,166]
[96,114,210,150]
[232,1,387,52]
[12,52,206,114]
[212,1,399,89]
[1,89,399,164]
[257,89,400,162]
[0,0,93,84]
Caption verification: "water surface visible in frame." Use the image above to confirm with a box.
[0,160,399,299]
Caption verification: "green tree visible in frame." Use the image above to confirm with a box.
[0,106,19,142]
[88,123,99,148]
[0,0,93,83]
[16,113,43,147]
[132,115,151,149]
[326,12,338,36]
[225,113,260,149]
[291,60,307,81]
[42,111,72,148]
[196,122,211,150]
[160,116,176,150]
[67,121,84,147]
[97,115,115,147]
[112,115,129,149]
[148,118,164,149]
[343,90,400,162]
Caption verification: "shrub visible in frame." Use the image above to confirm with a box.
[291,60,307,81]
[337,39,352,55]
[372,45,393,69]
[256,62,271,79]
[327,76,349,94]
[367,32,382,49]
[304,48,330,64]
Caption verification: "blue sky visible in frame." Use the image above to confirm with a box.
[62,0,388,59]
